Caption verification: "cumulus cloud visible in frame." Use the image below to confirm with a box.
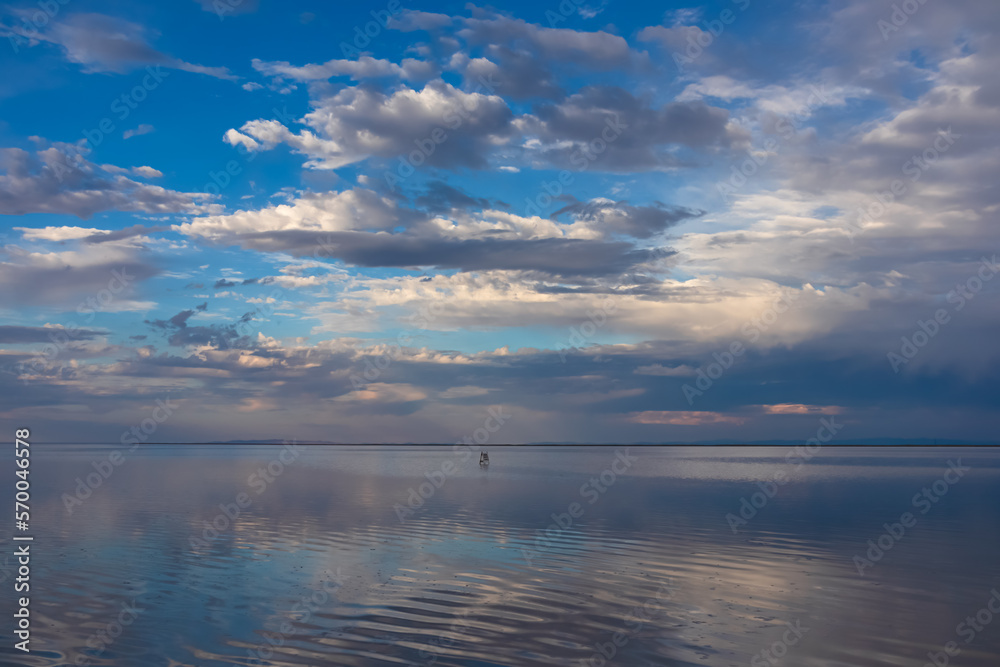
[174,188,680,277]
[224,80,514,170]
[456,13,639,71]
[17,12,235,79]
[0,243,159,310]
[223,76,742,175]
[16,226,109,242]
[458,49,563,100]
[132,166,163,178]
[0,143,219,218]
[174,188,417,239]
[521,86,738,170]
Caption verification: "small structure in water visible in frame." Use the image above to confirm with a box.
[479,450,490,467]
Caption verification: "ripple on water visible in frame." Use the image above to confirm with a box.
[11,445,1000,666]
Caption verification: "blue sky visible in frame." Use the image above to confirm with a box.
[1,0,998,443]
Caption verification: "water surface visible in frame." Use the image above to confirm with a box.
[3,445,1000,666]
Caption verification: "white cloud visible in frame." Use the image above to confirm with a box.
[123,124,155,140]
[132,166,162,178]
[16,226,108,241]
[223,80,514,170]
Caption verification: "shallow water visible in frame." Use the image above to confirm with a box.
[3,445,1000,666]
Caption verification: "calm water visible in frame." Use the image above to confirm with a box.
[3,445,1000,666]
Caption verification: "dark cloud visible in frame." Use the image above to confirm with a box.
[0,325,105,344]
[177,185,686,276]
[225,80,515,170]
[244,230,671,277]
[457,14,637,71]
[148,310,196,331]
[0,143,217,219]
[146,309,258,349]
[226,81,735,175]
[195,302,208,311]
[552,199,704,238]
[214,279,237,288]
[463,46,564,100]
[414,181,491,213]
[0,255,158,309]
[525,86,735,171]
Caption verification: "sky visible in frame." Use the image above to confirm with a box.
[0,0,998,444]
